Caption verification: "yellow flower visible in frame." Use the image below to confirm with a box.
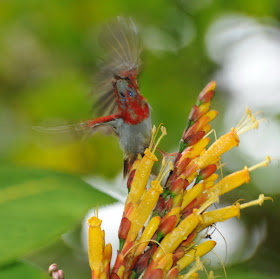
[87,81,272,279]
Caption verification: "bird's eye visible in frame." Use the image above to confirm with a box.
[129,91,133,96]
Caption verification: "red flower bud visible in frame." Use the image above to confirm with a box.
[176,158,191,174]
[170,178,185,195]
[148,269,164,279]
[200,90,214,103]
[181,193,208,218]
[166,266,179,279]
[183,121,200,139]
[112,252,124,273]
[180,232,197,248]
[157,215,178,240]
[135,245,156,276]
[111,273,120,279]
[198,164,217,181]
[118,217,131,240]
[183,179,189,190]
[183,131,205,147]
[188,105,200,122]
[127,169,136,191]
[198,81,216,103]
[165,196,172,212]
[154,196,166,215]
[173,246,185,260]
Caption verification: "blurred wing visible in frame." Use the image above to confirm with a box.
[32,121,98,141]
[93,17,142,116]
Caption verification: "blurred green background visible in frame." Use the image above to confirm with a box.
[1,0,280,278]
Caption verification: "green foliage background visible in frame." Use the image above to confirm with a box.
[0,0,279,278]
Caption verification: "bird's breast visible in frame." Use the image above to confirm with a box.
[115,117,152,157]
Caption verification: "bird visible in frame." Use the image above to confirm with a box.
[34,17,152,177]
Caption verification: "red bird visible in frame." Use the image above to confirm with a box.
[35,18,152,176]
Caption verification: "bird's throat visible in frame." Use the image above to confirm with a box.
[122,98,150,125]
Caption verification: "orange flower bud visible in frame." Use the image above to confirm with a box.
[176,158,191,175]
[111,273,120,279]
[183,121,200,139]
[112,252,124,274]
[173,232,197,260]
[118,217,131,250]
[135,245,157,277]
[183,130,206,147]
[157,215,178,241]
[188,105,200,122]
[166,266,179,279]
[154,195,166,216]
[145,269,163,279]
[170,177,185,196]
[181,193,208,219]
[198,81,216,104]
[127,169,136,191]
[197,164,217,182]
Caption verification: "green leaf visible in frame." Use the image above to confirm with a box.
[0,261,48,279]
[0,165,116,266]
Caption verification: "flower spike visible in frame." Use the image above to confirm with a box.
[63,81,272,279]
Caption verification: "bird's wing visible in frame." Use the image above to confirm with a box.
[93,17,142,117]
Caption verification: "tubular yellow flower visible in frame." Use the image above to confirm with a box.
[88,216,103,278]
[153,211,201,262]
[203,173,219,187]
[177,240,216,271]
[208,156,270,196]
[126,148,158,206]
[198,204,239,233]
[82,81,272,279]
[180,257,204,279]
[181,183,205,211]
[126,125,167,206]
[172,193,183,207]
[194,128,239,170]
[101,244,112,278]
[208,167,250,196]
[127,180,163,241]
[196,194,272,233]
[135,216,161,256]
[157,253,174,273]
[179,137,210,164]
